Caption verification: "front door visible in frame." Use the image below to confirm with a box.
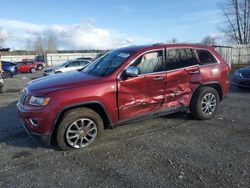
[118,50,166,120]
[163,48,202,109]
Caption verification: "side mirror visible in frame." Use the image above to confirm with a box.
[126,66,139,77]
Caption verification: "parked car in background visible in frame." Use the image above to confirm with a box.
[17,61,38,73]
[22,59,45,70]
[43,59,91,76]
[17,44,230,150]
[76,57,94,62]
[0,74,3,91]
[1,61,19,78]
[232,65,250,88]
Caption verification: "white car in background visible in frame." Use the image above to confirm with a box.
[43,59,92,76]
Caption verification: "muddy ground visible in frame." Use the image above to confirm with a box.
[0,72,249,187]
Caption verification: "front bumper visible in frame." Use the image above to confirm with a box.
[17,103,54,144]
[20,119,51,144]
[232,75,250,88]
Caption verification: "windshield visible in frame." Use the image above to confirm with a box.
[60,61,70,67]
[83,50,133,76]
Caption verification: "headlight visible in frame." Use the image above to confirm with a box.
[29,96,50,106]
[235,71,243,78]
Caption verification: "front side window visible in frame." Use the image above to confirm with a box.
[132,50,164,74]
[197,50,218,64]
[83,50,133,77]
[166,48,198,70]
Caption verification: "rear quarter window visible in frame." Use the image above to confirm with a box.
[196,50,218,65]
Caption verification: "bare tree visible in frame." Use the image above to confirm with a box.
[218,0,250,44]
[47,34,57,53]
[34,36,45,54]
[201,35,216,45]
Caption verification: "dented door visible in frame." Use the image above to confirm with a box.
[118,73,165,120]
[163,66,201,109]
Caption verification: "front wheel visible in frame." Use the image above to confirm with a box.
[190,87,220,120]
[37,65,43,71]
[56,108,104,150]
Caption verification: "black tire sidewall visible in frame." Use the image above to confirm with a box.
[2,71,11,78]
[37,65,43,70]
[56,108,104,150]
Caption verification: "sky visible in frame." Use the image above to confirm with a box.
[0,0,224,50]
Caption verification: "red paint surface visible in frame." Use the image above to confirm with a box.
[17,62,38,73]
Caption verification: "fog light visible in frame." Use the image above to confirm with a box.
[29,118,39,126]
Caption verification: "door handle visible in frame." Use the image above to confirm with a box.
[153,77,164,81]
[188,70,200,74]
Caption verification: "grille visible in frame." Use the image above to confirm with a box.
[242,72,250,79]
[19,90,27,107]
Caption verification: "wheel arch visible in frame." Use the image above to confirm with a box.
[191,82,223,103]
[50,101,112,144]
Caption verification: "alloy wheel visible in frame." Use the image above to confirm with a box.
[66,118,97,148]
[201,93,217,115]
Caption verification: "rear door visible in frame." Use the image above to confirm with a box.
[163,48,201,109]
[118,50,166,120]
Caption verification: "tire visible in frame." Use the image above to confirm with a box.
[37,65,43,71]
[30,68,36,73]
[2,71,12,79]
[190,87,220,120]
[56,108,104,150]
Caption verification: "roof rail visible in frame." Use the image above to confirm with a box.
[152,43,166,46]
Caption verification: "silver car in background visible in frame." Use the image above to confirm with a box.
[43,59,92,76]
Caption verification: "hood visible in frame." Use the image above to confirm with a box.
[27,71,99,95]
[239,65,250,73]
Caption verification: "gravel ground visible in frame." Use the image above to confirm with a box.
[0,72,249,188]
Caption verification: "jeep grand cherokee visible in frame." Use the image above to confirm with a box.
[17,44,230,150]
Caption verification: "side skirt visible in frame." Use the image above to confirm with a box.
[111,106,188,128]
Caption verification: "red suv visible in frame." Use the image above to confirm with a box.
[17,44,230,150]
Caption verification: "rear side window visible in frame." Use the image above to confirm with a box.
[166,48,198,70]
[67,61,78,67]
[132,50,164,74]
[196,50,218,64]
[79,61,89,66]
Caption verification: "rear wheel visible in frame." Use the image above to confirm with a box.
[30,68,36,73]
[37,65,43,70]
[190,87,220,120]
[2,71,12,78]
[56,108,104,150]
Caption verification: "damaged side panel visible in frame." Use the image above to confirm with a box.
[118,74,165,120]
[163,67,201,109]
